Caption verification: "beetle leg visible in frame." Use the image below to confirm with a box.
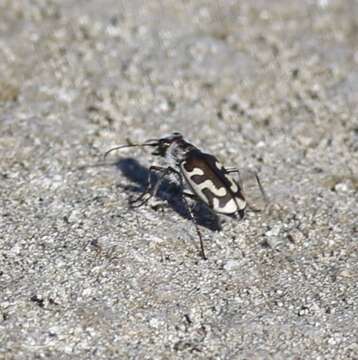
[226,168,268,211]
[167,168,207,260]
[131,165,207,260]
[130,165,170,208]
[182,189,197,200]
[224,166,238,173]
[183,196,207,260]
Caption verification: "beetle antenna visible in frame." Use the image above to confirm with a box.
[104,141,158,159]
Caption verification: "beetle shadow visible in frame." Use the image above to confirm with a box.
[115,158,222,231]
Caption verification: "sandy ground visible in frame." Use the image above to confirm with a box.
[1,0,357,359]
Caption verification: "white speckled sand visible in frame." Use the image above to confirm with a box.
[1,1,357,359]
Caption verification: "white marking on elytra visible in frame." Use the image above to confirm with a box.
[228,177,238,192]
[215,161,223,170]
[213,198,237,214]
[213,196,245,214]
[235,196,246,210]
[196,180,227,197]
[181,161,245,213]
[185,167,204,176]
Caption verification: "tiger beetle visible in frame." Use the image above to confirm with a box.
[105,132,267,260]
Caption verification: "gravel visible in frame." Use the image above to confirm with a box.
[1,0,357,359]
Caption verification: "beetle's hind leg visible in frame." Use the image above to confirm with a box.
[226,167,268,212]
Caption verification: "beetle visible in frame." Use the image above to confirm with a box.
[105,132,267,260]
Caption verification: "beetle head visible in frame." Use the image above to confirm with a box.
[104,132,185,159]
[152,132,184,156]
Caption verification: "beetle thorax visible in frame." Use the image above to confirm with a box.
[165,140,193,167]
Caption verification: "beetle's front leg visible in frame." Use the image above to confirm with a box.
[129,165,171,208]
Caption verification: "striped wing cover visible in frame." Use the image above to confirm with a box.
[180,150,246,214]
